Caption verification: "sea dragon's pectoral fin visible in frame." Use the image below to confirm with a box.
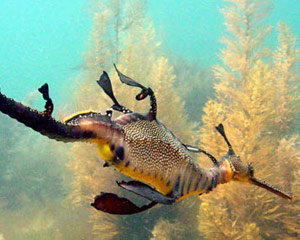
[91,192,157,215]
[117,180,176,205]
[91,180,175,215]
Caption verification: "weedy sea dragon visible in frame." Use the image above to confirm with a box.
[0,66,292,215]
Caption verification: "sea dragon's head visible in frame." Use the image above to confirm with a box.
[216,124,292,201]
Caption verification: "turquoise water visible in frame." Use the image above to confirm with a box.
[0,0,299,239]
[0,0,91,103]
[0,0,299,99]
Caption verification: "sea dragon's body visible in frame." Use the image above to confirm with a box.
[0,66,292,215]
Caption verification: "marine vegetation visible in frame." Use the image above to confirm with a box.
[0,0,298,239]
[0,59,292,217]
[198,0,300,239]
[0,99,71,239]
[65,1,200,238]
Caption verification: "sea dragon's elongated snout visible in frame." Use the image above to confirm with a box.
[249,177,292,200]
[216,124,292,201]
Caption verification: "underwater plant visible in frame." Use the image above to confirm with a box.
[172,58,215,123]
[0,0,298,239]
[0,107,70,239]
[198,0,300,239]
[67,0,210,239]
[66,1,199,239]
[0,64,293,236]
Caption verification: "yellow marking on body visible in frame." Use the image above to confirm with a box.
[92,142,204,201]
[176,190,203,201]
[90,139,114,162]
[116,164,173,195]
[63,110,93,123]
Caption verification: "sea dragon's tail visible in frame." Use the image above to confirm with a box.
[0,84,121,143]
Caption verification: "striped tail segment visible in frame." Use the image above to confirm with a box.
[172,160,226,200]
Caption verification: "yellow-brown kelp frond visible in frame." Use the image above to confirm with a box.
[271,22,300,135]
[0,111,72,239]
[67,0,198,239]
[273,137,300,236]
[198,0,299,239]
[150,218,184,240]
